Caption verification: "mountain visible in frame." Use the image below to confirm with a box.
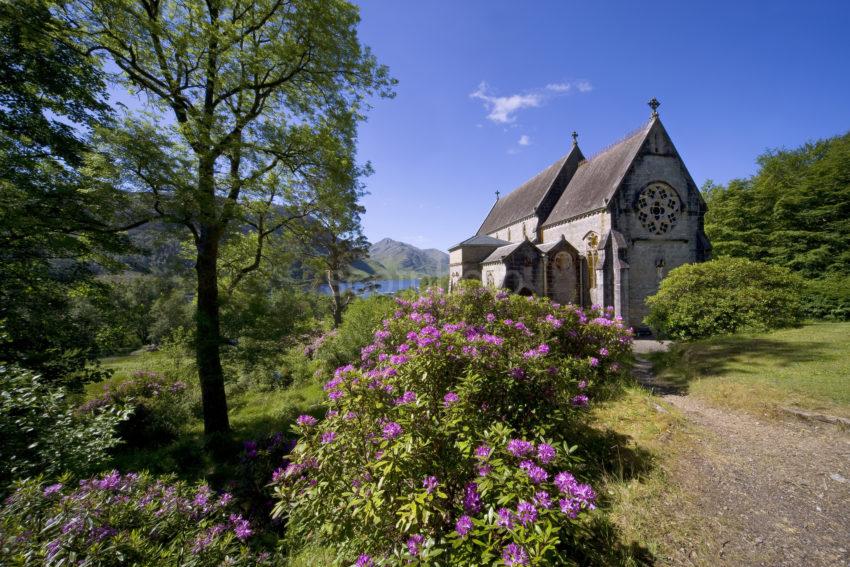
[357,238,449,279]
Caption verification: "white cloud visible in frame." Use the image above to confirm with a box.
[471,80,593,124]
[518,134,531,146]
[470,82,543,124]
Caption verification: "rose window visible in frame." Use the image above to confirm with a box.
[636,183,681,235]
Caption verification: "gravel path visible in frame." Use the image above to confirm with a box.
[632,341,850,567]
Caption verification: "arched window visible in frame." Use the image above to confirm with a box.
[584,232,599,289]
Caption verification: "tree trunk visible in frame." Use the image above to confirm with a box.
[195,223,230,435]
[328,269,343,328]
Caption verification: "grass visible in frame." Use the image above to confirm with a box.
[649,322,850,418]
[92,349,325,483]
[581,384,707,564]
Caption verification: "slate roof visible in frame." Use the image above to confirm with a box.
[542,119,655,227]
[477,147,579,235]
[481,242,525,264]
[448,234,511,252]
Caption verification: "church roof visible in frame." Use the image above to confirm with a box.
[542,119,655,227]
[477,146,581,235]
[448,234,510,251]
[481,241,525,264]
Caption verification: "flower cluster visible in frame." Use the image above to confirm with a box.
[273,285,631,564]
[0,472,274,566]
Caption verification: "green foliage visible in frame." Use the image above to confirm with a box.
[645,257,805,340]
[0,0,140,385]
[63,0,395,433]
[315,294,396,370]
[273,286,632,565]
[0,366,130,489]
[799,275,850,321]
[0,471,276,566]
[703,131,850,278]
[80,371,192,447]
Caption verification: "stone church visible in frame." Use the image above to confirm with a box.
[448,100,711,329]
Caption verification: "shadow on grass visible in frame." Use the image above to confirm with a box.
[648,336,834,394]
[558,395,659,565]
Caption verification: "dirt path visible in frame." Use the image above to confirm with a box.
[632,341,850,567]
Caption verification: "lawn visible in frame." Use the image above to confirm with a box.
[649,322,850,418]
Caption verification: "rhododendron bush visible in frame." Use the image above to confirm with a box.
[0,471,275,566]
[272,285,632,565]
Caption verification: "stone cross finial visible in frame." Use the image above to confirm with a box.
[571,131,578,145]
[648,97,660,117]
[495,190,500,200]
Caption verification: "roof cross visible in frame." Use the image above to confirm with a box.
[648,97,661,117]
[571,131,578,145]
[495,190,500,200]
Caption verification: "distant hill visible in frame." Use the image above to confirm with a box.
[350,238,449,280]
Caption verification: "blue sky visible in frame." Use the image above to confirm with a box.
[353,0,850,251]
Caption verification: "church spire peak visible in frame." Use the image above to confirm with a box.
[648,97,660,118]
[571,131,579,146]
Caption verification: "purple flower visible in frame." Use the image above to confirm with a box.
[509,367,526,380]
[497,507,514,528]
[496,291,509,300]
[356,555,374,567]
[516,501,538,526]
[589,357,600,368]
[374,329,391,341]
[506,439,534,458]
[537,443,556,464]
[560,497,581,518]
[382,422,403,439]
[321,431,337,444]
[571,394,589,407]
[463,482,481,513]
[502,543,529,566]
[478,464,492,477]
[537,343,550,355]
[525,464,549,484]
[485,313,496,322]
[394,391,417,405]
[599,347,609,357]
[554,471,577,493]
[43,483,63,497]
[94,471,122,491]
[328,390,344,401]
[271,467,285,483]
[474,444,491,459]
[443,392,459,407]
[229,513,252,540]
[455,515,473,537]
[423,475,438,494]
[407,534,424,556]
[296,415,317,427]
[578,380,588,390]
[390,354,409,365]
[534,491,552,509]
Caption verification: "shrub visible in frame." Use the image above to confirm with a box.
[0,366,130,489]
[800,275,850,321]
[645,257,804,340]
[316,294,396,369]
[0,471,275,566]
[272,286,632,565]
[80,370,191,446]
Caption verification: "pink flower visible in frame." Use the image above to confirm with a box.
[443,392,460,407]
